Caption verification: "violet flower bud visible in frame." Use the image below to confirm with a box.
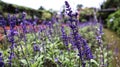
[33,44,40,51]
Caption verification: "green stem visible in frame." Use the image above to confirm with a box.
[20,44,30,67]
[79,57,81,67]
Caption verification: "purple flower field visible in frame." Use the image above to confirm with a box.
[0,0,120,67]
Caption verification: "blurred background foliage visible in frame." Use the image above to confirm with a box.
[106,9,120,36]
[0,0,52,21]
[100,0,120,27]
[78,7,94,22]
[99,0,120,37]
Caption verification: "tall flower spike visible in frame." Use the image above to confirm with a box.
[96,24,104,67]
[61,25,69,46]
[7,15,17,67]
[65,1,83,66]
[65,1,93,67]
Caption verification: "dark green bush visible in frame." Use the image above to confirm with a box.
[106,9,120,36]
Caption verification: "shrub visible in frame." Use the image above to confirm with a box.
[106,9,120,36]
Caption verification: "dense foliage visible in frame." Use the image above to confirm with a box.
[106,9,120,36]
[0,1,52,21]
[99,0,120,26]
[78,8,94,22]
[101,0,120,9]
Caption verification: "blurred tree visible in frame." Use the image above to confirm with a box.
[76,4,83,11]
[101,0,120,9]
[106,9,120,36]
[100,0,120,27]
[38,6,45,10]
[77,7,94,22]
[41,11,52,20]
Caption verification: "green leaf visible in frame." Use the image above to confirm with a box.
[37,55,44,61]
[20,59,28,65]
[90,59,99,66]
[31,61,39,67]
